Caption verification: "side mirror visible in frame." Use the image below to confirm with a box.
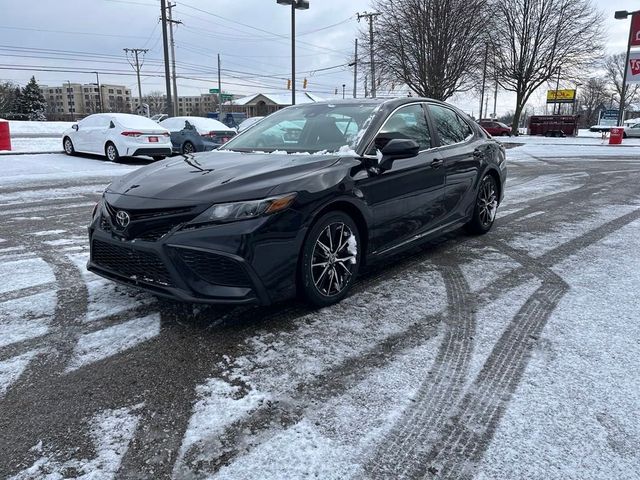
[378,138,420,171]
[72,124,79,131]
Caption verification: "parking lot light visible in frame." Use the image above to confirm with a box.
[276,0,310,106]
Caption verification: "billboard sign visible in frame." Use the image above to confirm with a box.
[599,109,619,127]
[546,89,576,104]
[628,52,640,84]
[631,13,640,47]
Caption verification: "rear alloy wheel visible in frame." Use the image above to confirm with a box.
[105,142,120,162]
[182,141,195,154]
[300,212,361,307]
[466,174,499,234]
[63,137,75,156]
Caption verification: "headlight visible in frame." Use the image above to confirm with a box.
[191,193,297,225]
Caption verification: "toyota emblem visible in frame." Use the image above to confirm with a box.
[115,210,130,228]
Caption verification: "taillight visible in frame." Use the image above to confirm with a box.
[201,131,216,138]
[121,131,143,137]
[221,137,230,143]
[162,132,170,137]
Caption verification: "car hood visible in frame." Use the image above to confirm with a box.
[106,150,343,203]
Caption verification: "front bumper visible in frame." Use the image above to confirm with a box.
[87,209,307,305]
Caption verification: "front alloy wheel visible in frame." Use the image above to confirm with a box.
[466,174,498,234]
[301,212,361,307]
[63,137,75,155]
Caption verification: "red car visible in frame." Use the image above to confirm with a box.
[479,120,512,136]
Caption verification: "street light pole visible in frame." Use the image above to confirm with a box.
[277,0,309,106]
[615,10,640,126]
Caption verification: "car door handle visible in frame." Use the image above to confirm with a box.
[431,158,443,169]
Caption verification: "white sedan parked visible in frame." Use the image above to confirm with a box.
[62,113,172,161]
[624,122,640,138]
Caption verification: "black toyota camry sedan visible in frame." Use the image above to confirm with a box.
[88,98,506,307]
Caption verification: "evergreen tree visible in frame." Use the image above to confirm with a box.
[12,87,23,114]
[20,76,47,121]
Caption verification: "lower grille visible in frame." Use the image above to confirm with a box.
[177,249,251,287]
[92,240,173,286]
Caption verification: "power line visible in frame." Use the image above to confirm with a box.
[123,48,149,107]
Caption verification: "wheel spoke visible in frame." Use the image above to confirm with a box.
[314,264,330,287]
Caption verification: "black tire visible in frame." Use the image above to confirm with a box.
[300,211,361,308]
[182,141,195,155]
[63,137,75,156]
[466,174,499,235]
[105,142,120,162]
[152,156,166,161]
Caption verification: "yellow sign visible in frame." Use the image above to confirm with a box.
[547,89,576,103]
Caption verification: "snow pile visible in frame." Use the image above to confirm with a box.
[8,121,73,137]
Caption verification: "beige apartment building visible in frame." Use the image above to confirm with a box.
[132,92,219,116]
[43,83,132,120]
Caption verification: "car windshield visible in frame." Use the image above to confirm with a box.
[220,102,379,154]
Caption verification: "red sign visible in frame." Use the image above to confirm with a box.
[632,13,640,47]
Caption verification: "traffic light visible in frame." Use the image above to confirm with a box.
[303,78,308,89]
[287,79,291,90]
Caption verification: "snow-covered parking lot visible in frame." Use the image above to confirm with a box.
[1,142,640,479]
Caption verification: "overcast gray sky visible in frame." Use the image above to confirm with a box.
[0,0,633,116]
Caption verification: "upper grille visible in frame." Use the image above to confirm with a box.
[102,201,198,242]
[92,240,173,286]
[177,249,251,287]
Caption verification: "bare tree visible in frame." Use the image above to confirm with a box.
[603,53,640,113]
[490,0,604,133]
[141,91,166,116]
[368,0,490,100]
[576,77,609,127]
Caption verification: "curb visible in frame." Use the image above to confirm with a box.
[0,150,64,156]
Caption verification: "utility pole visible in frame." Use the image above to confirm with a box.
[554,66,561,115]
[357,12,380,98]
[160,0,173,116]
[166,3,182,117]
[352,39,358,98]
[218,53,223,117]
[493,72,498,118]
[479,44,488,120]
[124,48,149,112]
[92,71,102,113]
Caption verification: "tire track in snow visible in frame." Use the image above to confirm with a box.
[365,265,474,479]
[424,281,567,479]
[419,209,640,479]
